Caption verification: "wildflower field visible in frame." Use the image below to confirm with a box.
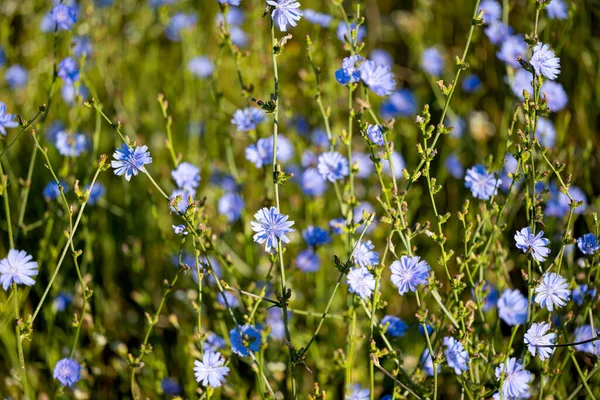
[1,0,600,398]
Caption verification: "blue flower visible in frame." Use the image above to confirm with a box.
[447,115,466,138]
[53,292,73,312]
[382,151,405,178]
[5,65,28,89]
[54,358,81,387]
[266,307,287,340]
[577,233,600,255]
[443,336,470,375]
[169,189,194,214]
[318,151,349,182]
[193,350,230,387]
[301,150,317,167]
[301,168,326,196]
[229,26,248,47]
[205,331,226,352]
[296,249,320,272]
[215,8,245,26]
[353,240,379,268]
[311,128,330,148]
[472,282,499,311]
[497,35,527,68]
[419,323,434,336]
[390,255,430,295]
[218,291,239,308]
[346,266,375,300]
[421,47,444,76]
[485,21,513,45]
[381,89,417,119]
[462,74,481,93]
[465,164,499,200]
[188,56,214,78]
[421,349,439,376]
[360,60,396,97]
[267,0,303,32]
[509,68,533,100]
[251,207,294,252]
[171,162,200,193]
[370,49,393,66]
[337,22,366,45]
[346,384,370,400]
[546,0,568,20]
[366,124,384,146]
[534,273,570,311]
[498,289,528,325]
[445,154,464,179]
[541,80,568,112]
[478,0,502,22]
[335,55,363,85]
[55,131,87,157]
[85,182,106,205]
[524,322,556,361]
[303,9,332,27]
[353,202,377,233]
[58,57,80,84]
[111,144,153,181]
[353,152,374,179]
[172,224,188,235]
[72,36,92,58]
[231,108,266,131]
[514,227,551,262]
[230,324,261,356]
[495,358,532,398]
[573,284,597,306]
[245,138,272,168]
[218,0,241,5]
[535,117,556,148]
[329,218,345,235]
[161,378,182,395]
[0,102,18,136]
[165,13,197,41]
[43,180,68,201]
[302,226,331,247]
[0,47,5,67]
[218,192,244,222]
[61,82,89,106]
[545,182,586,217]
[574,325,600,355]
[51,4,78,31]
[530,43,561,80]
[381,315,407,337]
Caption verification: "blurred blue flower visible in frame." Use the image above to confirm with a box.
[301,150,317,167]
[53,292,73,312]
[171,162,200,193]
[382,151,405,178]
[366,124,384,146]
[577,233,600,255]
[530,43,560,80]
[302,226,331,247]
[218,291,239,308]
[445,154,464,179]
[161,378,182,395]
[419,323,434,336]
[360,60,396,96]
[318,151,349,182]
[381,315,407,337]
[169,189,194,214]
[353,152,374,179]
[353,240,379,268]
[0,102,18,136]
[5,65,28,88]
[534,273,570,311]
[421,47,444,76]
[43,180,68,201]
[353,201,377,233]
[573,284,596,306]
[447,115,466,138]
[218,192,244,222]
[370,49,393,66]
[545,183,586,217]
[381,89,417,119]
[53,358,81,387]
[85,182,106,205]
[541,80,568,112]
[311,128,330,148]
[188,56,214,78]
[478,0,502,22]
[165,13,197,41]
[509,68,533,100]
[267,0,303,32]
[497,35,527,68]
[0,47,5,67]
[390,255,430,295]
[303,9,332,27]
[421,349,439,376]
[111,144,152,181]
[230,324,261,356]
[218,0,241,5]
[472,282,499,311]
[301,168,326,196]
[251,207,294,252]
[462,74,481,93]
[535,117,556,148]
[574,325,600,355]
[514,227,551,262]
[337,22,366,45]
[266,307,286,340]
[231,107,266,131]
[346,266,375,300]
[347,384,370,400]
[72,36,93,58]
[525,322,556,361]
[495,358,532,398]
[55,131,87,157]
[329,218,345,235]
[58,57,80,84]
[546,0,568,20]
[229,26,248,47]
[210,171,238,192]
[498,289,528,325]
[215,8,245,26]
[46,121,65,143]
[205,332,226,352]
[50,4,78,31]
[193,350,230,387]
[61,82,89,106]
[296,249,320,272]
[335,55,362,85]
[172,224,188,235]
[465,164,499,200]
[484,21,513,45]
[444,336,470,375]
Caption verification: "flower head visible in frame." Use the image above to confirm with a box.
[165,13,197,41]
[498,289,528,325]
[472,282,499,311]
[0,102,18,136]
[390,255,430,295]
[51,4,78,31]
[53,292,73,312]
[55,131,87,157]
[346,384,370,400]
[301,168,326,196]
[337,22,366,45]
[381,315,407,337]
[303,9,332,27]
[72,36,92,58]
[218,0,241,4]
[535,117,556,148]
[85,182,105,205]
[218,192,244,222]
[381,89,417,119]
[188,56,215,78]
[478,0,502,22]
[524,322,556,360]
[161,378,182,395]
[495,358,532,399]
[53,358,81,387]
[352,240,379,268]
[445,154,464,179]
[172,224,188,235]
[360,60,396,96]
[230,324,261,356]
[574,325,600,355]
[534,273,570,311]
[193,350,230,387]
[318,151,349,182]
[0,250,39,290]
[346,266,375,300]
[514,227,551,262]
[366,124,384,146]
[231,108,266,131]
[43,180,68,201]
[573,284,597,306]
[58,57,80,84]
[577,233,600,255]
[171,162,200,193]
[251,207,294,252]
[546,0,568,20]
[530,43,561,80]
[302,226,331,247]
[465,164,499,200]
[497,35,527,68]
[5,64,28,88]
[267,0,303,32]
[443,336,470,375]
[170,189,194,214]
[421,348,440,376]
[335,55,363,85]
[296,249,320,272]
[421,47,445,76]
[541,80,568,112]
[111,144,152,181]
[382,151,405,178]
